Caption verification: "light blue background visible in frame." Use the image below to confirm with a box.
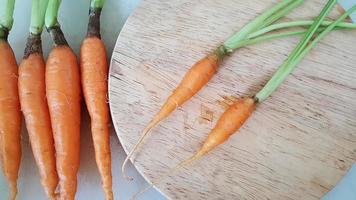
[0,0,166,199]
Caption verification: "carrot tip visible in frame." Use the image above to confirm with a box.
[121,117,161,180]
[121,163,134,181]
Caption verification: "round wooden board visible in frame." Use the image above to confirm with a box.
[109,0,356,199]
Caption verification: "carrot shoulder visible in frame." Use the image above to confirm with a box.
[46,45,81,200]
[81,37,113,199]
[0,40,22,200]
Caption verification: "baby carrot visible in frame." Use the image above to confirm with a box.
[134,1,356,197]
[18,0,58,199]
[45,0,81,199]
[122,0,305,179]
[0,0,22,199]
[80,0,113,199]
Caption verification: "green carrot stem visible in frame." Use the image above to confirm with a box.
[240,22,356,48]
[0,0,15,38]
[30,0,49,35]
[282,0,337,66]
[223,0,299,51]
[255,2,355,102]
[261,0,304,28]
[249,20,356,39]
[45,0,61,29]
[0,0,15,29]
[235,28,320,49]
[91,0,105,9]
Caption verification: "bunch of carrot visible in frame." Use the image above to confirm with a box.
[121,0,356,180]
[131,0,356,197]
[0,0,113,199]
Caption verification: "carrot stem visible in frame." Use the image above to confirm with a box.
[235,23,356,49]
[284,0,337,66]
[255,0,350,102]
[0,0,15,39]
[237,29,319,48]
[30,0,49,35]
[249,20,356,39]
[261,0,304,28]
[0,0,15,29]
[91,0,104,9]
[223,0,304,51]
[45,0,60,29]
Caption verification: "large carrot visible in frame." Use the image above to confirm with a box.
[0,0,22,199]
[134,1,356,197]
[122,0,306,179]
[45,0,81,199]
[18,0,58,199]
[80,0,113,199]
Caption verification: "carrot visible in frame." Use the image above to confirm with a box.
[122,0,306,179]
[0,39,22,200]
[121,51,223,179]
[80,0,113,199]
[45,0,81,199]
[0,0,22,199]
[18,0,58,199]
[132,98,256,198]
[188,98,256,161]
[133,1,356,198]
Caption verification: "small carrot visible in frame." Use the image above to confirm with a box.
[80,0,113,199]
[122,0,306,179]
[45,0,81,199]
[134,1,356,198]
[18,0,58,199]
[0,0,22,199]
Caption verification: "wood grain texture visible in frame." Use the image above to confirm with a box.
[108,0,356,199]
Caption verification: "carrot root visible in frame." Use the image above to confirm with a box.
[18,52,59,200]
[0,41,22,200]
[132,98,256,198]
[122,52,222,180]
[80,37,113,200]
[122,117,161,181]
[46,45,81,200]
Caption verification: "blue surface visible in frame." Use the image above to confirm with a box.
[339,0,356,22]
[322,164,356,200]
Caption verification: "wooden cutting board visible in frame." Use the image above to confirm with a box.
[109,0,356,199]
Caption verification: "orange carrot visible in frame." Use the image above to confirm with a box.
[81,37,112,200]
[18,37,59,199]
[177,98,256,169]
[122,49,225,179]
[0,40,22,200]
[134,98,256,198]
[192,98,256,158]
[80,3,113,197]
[46,44,81,200]
[45,1,81,199]
[18,1,58,198]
